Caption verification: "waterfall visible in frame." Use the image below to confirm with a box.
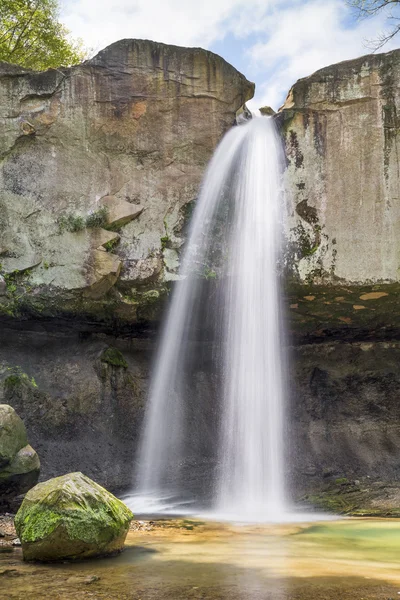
[128,117,287,521]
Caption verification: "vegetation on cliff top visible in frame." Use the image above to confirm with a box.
[0,0,88,70]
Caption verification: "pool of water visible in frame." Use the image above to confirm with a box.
[2,518,400,599]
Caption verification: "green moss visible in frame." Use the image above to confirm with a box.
[100,347,128,369]
[302,478,400,517]
[161,217,171,250]
[103,238,120,252]
[14,473,134,550]
[161,235,170,249]
[203,266,217,280]
[335,477,349,485]
[4,366,37,389]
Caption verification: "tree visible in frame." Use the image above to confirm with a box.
[347,0,400,50]
[0,0,87,70]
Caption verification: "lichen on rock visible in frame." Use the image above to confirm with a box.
[14,472,133,561]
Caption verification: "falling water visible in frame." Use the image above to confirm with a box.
[129,117,287,520]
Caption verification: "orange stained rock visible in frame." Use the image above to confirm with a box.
[359,292,389,301]
[338,316,352,324]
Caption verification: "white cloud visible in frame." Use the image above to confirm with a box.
[246,0,399,109]
[60,0,274,54]
[60,0,400,110]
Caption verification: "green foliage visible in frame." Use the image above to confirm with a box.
[4,365,37,388]
[58,213,85,233]
[0,0,88,70]
[160,235,170,250]
[103,238,120,252]
[100,347,128,369]
[58,207,109,233]
[161,217,171,250]
[86,206,108,229]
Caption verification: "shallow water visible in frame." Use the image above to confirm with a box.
[2,518,400,599]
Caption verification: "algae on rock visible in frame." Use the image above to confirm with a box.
[15,472,133,561]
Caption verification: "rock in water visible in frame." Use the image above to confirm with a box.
[0,405,40,506]
[14,472,133,561]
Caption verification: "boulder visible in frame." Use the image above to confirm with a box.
[0,404,39,506]
[14,472,133,561]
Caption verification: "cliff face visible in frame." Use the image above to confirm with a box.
[280,49,400,509]
[281,49,400,340]
[0,39,254,324]
[1,42,400,504]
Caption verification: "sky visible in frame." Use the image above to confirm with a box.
[60,0,399,110]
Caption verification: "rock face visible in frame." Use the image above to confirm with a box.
[280,49,400,339]
[0,39,254,323]
[0,404,40,506]
[0,326,149,492]
[14,472,133,561]
[1,43,400,507]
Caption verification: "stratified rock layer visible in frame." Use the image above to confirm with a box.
[15,472,133,561]
[0,39,254,323]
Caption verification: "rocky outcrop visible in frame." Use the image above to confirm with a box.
[280,49,400,340]
[15,472,133,561]
[0,326,149,492]
[0,403,40,506]
[0,39,254,324]
[1,42,400,508]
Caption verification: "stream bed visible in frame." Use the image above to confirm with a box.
[1,518,400,599]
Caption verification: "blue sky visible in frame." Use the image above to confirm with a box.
[60,0,399,110]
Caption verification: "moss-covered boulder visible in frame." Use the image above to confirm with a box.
[0,405,40,506]
[0,405,28,468]
[14,472,134,561]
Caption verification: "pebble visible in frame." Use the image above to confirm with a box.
[12,538,21,546]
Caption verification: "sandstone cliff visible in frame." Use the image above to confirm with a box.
[1,42,400,506]
[280,49,400,340]
[0,39,253,325]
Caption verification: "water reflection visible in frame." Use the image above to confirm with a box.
[2,519,400,599]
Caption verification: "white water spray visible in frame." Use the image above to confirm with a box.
[128,117,287,521]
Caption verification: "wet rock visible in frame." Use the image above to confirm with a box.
[15,472,133,561]
[259,106,276,116]
[0,568,24,577]
[66,575,100,585]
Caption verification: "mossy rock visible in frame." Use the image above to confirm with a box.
[0,405,28,469]
[100,347,128,369]
[15,472,133,561]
